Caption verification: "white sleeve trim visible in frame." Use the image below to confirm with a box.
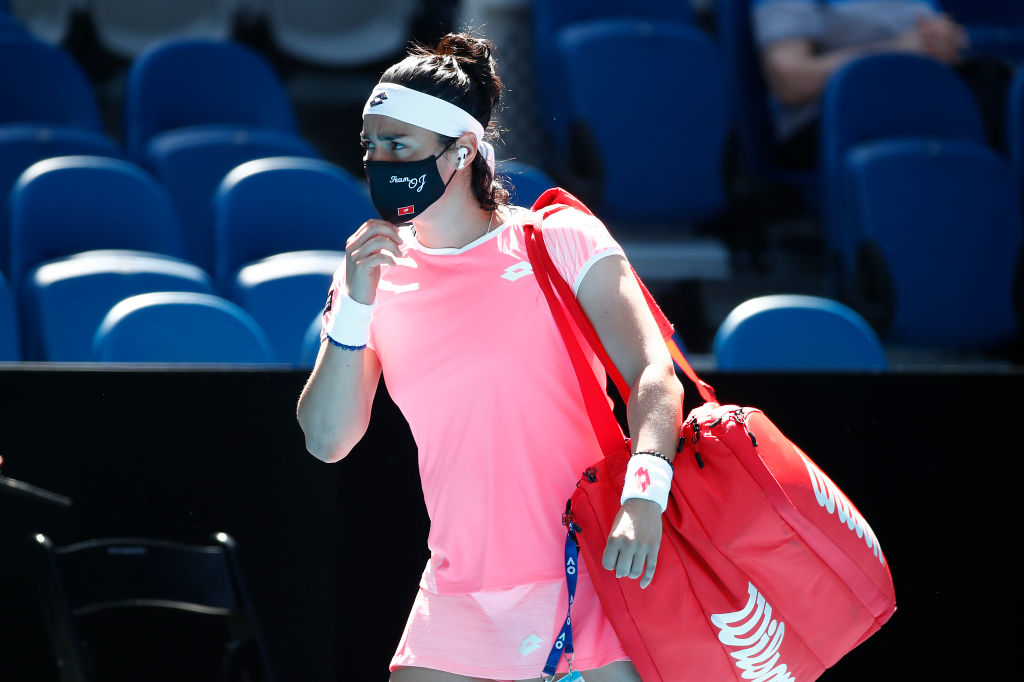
[572,247,626,295]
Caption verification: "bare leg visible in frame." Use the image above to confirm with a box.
[390,667,494,682]
[515,659,642,682]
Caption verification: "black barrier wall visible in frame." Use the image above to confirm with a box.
[0,366,1021,681]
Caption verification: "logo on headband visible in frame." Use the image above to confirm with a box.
[397,205,415,216]
[369,91,388,108]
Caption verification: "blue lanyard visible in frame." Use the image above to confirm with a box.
[543,531,579,678]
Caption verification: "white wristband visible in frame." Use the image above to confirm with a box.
[325,293,374,347]
[620,454,673,513]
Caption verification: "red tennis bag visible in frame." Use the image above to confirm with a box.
[525,189,895,681]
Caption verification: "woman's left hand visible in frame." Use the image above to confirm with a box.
[602,498,663,589]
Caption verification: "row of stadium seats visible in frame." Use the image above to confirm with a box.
[714,0,1024,197]
[526,0,1024,307]
[532,0,1024,224]
[2,135,1011,366]
[0,34,324,276]
[0,19,564,367]
[1,259,890,371]
[0,255,325,366]
[0,31,565,273]
[821,54,1023,349]
[2,3,1022,365]
[3,0,418,66]
[0,151,555,366]
[531,2,1023,350]
[1,154,358,365]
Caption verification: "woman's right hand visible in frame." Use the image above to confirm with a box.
[917,14,968,64]
[344,219,403,304]
[901,14,967,65]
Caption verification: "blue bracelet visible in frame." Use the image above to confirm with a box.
[325,335,366,351]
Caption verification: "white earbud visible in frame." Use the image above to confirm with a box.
[456,147,468,170]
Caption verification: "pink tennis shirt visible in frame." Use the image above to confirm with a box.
[323,206,624,594]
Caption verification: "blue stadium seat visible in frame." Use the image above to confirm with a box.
[0,39,104,131]
[20,250,214,361]
[0,269,19,361]
[123,38,301,161]
[0,38,121,272]
[821,54,986,278]
[213,156,367,288]
[499,161,555,208]
[716,0,818,199]
[533,0,694,153]
[0,126,121,276]
[846,138,1021,348]
[0,10,31,40]
[231,251,341,366]
[8,156,187,291]
[92,291,275,364]
[713,294,888,371]
[554,19,729,225]
[144,128,319,273]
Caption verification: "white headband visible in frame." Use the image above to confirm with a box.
[362,82,495,171]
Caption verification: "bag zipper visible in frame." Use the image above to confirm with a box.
[730,407,758,447]
[562,500,582,545]
[685,415,705,469]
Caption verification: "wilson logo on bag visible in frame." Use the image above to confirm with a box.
[805,459,885,565]
[711,582,796,682]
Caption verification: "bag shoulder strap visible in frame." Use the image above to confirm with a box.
[524,221,628,452]
[526,190,717,404]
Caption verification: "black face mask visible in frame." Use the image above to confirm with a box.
[364,152,457,224]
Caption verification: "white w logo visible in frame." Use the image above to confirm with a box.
[710,582,796,682]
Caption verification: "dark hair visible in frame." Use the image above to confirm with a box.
[381,33,508,210]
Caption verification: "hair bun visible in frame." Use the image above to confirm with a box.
[435,33,495,67]
[387,31,504,125]
[426,32,501,114]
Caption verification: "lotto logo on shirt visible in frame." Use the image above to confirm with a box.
[501,262,533,281]
[397,205,415,216]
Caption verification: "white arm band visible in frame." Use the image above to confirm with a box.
[324,293,374,347]
[620,454,673,513]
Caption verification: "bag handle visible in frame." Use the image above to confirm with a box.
[523,209,717,407]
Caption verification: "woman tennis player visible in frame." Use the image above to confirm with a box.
[297,32,683,682]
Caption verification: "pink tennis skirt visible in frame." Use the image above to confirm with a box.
[390,566,629,680]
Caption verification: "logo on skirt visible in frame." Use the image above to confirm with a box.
[520,633,543,656]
